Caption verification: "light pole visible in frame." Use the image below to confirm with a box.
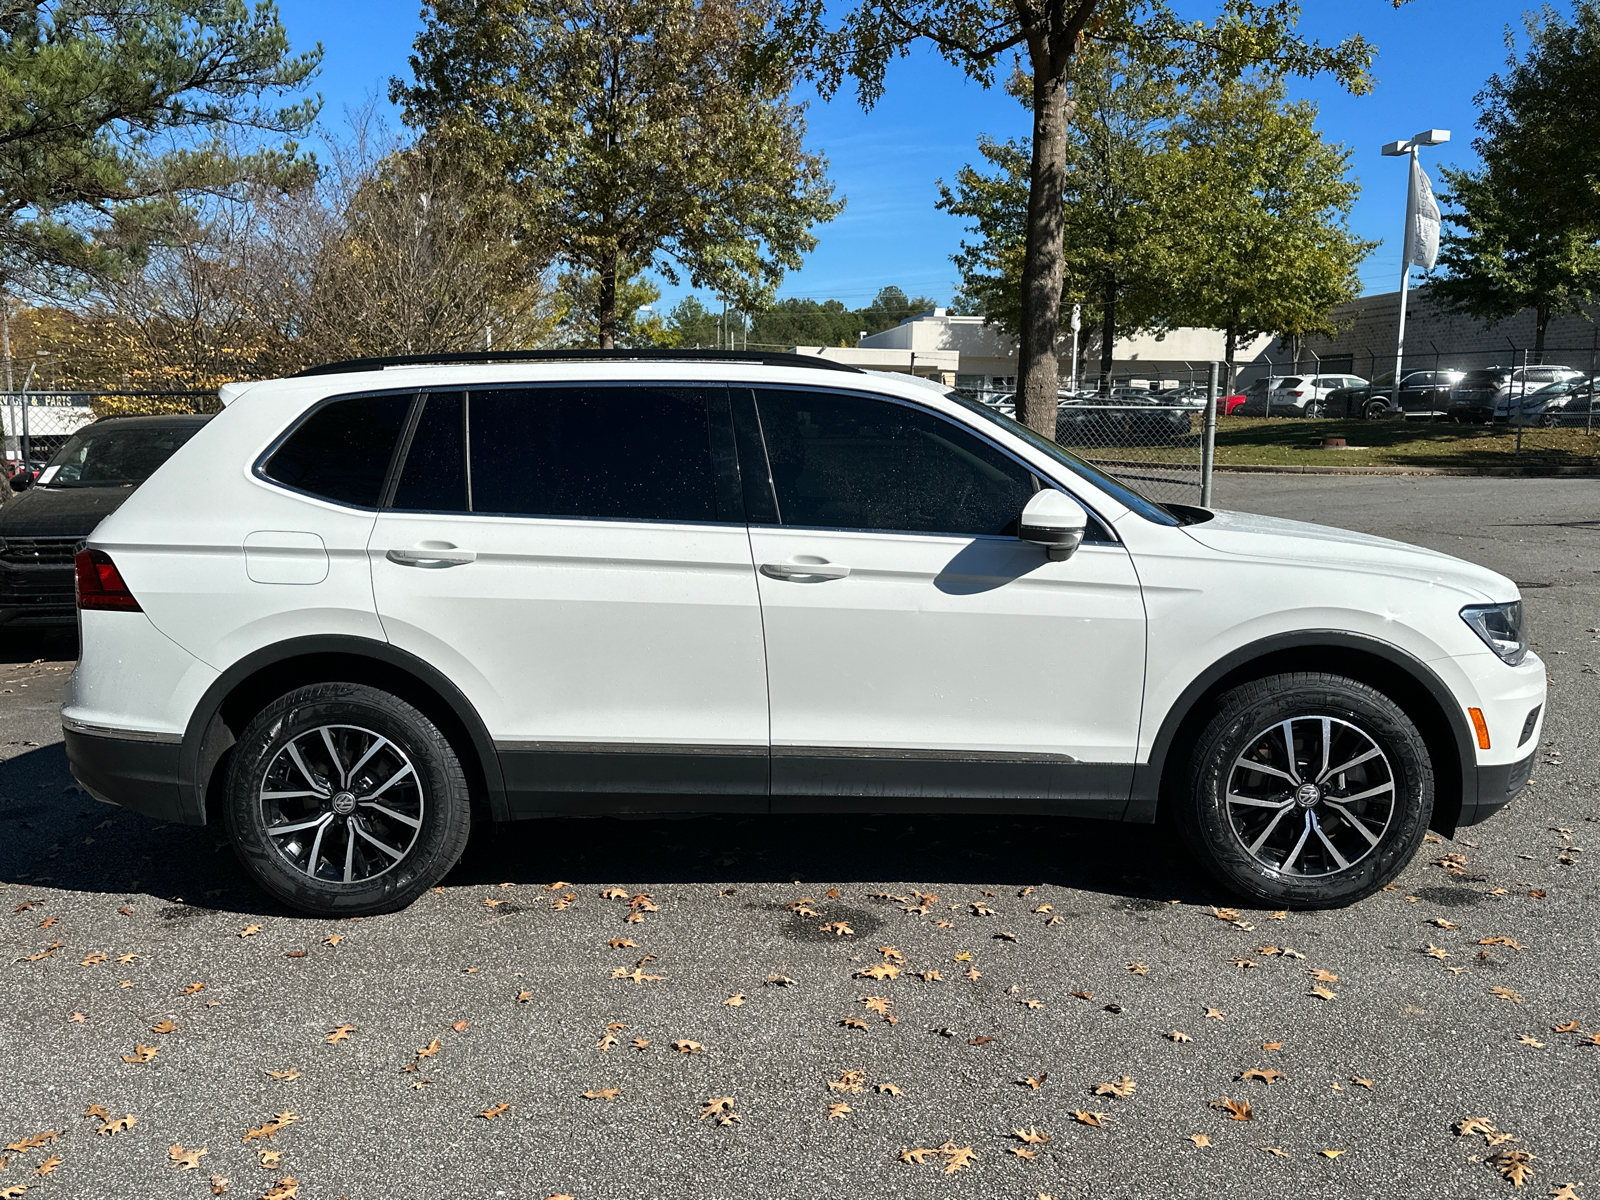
[1380,129,1449,395]
[1068,303,1081,395]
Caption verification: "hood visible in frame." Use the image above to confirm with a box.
[1184,509,1515,603]
[0,485,134,538]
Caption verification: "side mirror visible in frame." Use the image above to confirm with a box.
[9,469,32,493]
[1019,489,1087,561]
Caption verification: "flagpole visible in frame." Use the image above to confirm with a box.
[1394,145,1418,389]
[1381,130,1449,397]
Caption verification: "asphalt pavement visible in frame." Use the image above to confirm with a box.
[1,476,1596,1200]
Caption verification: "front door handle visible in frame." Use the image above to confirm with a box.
[761,559,850,581]
[387,544,476,567]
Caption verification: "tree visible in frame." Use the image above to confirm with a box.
[1165,77,1373,386]
[793,0,1393,436]
[666,296,721,346]
[1426,3,1600,353]
[939,48,1183,390]
[394,0,842,348]
[556,265,673,347]
[0,0,321,291]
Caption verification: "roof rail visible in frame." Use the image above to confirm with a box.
[292,348,864,378]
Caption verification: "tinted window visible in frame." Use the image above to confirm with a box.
[754,388,1035,536]
[393,392,466,512]
[263,394,411,507]
[468,386,716,522]
[1277,377,1304,389]
[42,421,205,488]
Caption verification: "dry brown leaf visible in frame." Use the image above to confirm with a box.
[583,1088,622,1102]
[599,887,630,900]
[840,1017,869,1030]
[876,1082,902,1095]
[1093,1076,1136,1098]
[1548,1185,1580,1200]
[607,937,638,949]
[1166,1030,1191,1042]
[1127,961,1149,975]
[478,1103,509,1120]
[1488,1149,1534,1186]
[324,1025,356,1043]
[1240,1068,1285,1085]
[610,967,664,984]
[826,1102,852,1120]
[452,1020,469,1032]
[630,1038,650,1050]
[121,1043,159,1063]
[878,946,905,962]
[1491,986,1524,1004]
[257,1148,284,1168]
[264,1069,300,1082]
[723,993,746,1007]
[1262,1146,1290,1158]
[855,962,899,980]
[1429,917,1461,930]
[829,1069,866,1094]
[1211,1096,1253,1121]
[672,1040,704,1054]
[1480,936,1525,950]
[699,1097,739,1126]
[323,934,342,947]
[183,982,206,995]
[819,921,854,937]
[145,1019,178,1034]
[1018,1073,1049,1090]
[32,1157,60,1178]
[1309,968,1339,982]
[1319,1149,1345,1159]
[1518,1035,1546,1048]
[24,941,62,962]
[1010,1146,1038,1160]
[898,1147,939,1164]
[239,925,262,938]
[1072,1110,1108,1127]
[1263,1041,1283,1051]
[1189,1134,1212,1148]
[4,1133,59,1153]
[96,1114,136,1135]
[1309,985,1338,1001]
[968,1035,994,1045]
[1013,1127,1051,1145]
[1205,1007,1225,1021]
[1352,1077,1374,1090]
[860,996,892,1016]
[80,951,107,966]
[1456,1117,1500,1138]
[1553,1021,1581,1033]
[84,1104,110,1121]
[765,973,796,987]
[965,966,982,981]
[628,894,658,912]
[240,1113,298,1143]
[516,990,533,1004]
[261,1178,299,1200]
[939,1143,977,1174]
[168,1144,208,1170]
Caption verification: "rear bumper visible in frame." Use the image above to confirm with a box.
[1459,748,1536,827]
[64,726,200,825]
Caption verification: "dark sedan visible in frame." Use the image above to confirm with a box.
[1055,394,1192,446]
[0,414,209,627]
[1492,376,1598,427]
[1328,369,1465,420]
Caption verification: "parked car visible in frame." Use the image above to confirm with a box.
[1228,376,1291,417]
[1056,392,1192,445]
[1492,375,1598,427]
[1257,374,1368,418]
[1328,370,1466,420]
[65,350,1544,917]
[0,414,210,628]
[1216,393,1249,415]
[1448,365,1586,423]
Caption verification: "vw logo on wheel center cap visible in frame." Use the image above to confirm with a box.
[1294,782,1322,808]
[331,790,358,815]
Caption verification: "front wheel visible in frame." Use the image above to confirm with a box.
[1178,673,1433,908]
[1303,400,1325,419]
[224,682,473,916]
[1363,401,1387,421]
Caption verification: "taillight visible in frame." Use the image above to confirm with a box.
[1290,390,1305,397]
[75,549,142,612]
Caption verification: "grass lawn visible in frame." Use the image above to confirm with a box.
[1074,416,1600,470]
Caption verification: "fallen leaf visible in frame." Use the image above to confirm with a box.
[151,1019,179,1034]
[876,1082,902,1095]
[1189,1134,1212,1148]
[260,1178,299,1200]
[583,1088,622,1102]
[630,1038,650,1050]
[968,1035,993,1045]
[965,966,982,981]
[1488,1150,1534,1186]
[4,1133,58,1153]
[323,934,342,947]
[1205,1008,1225,1022]
[85,1104,111,1120]
[324,1025,356,1043]
[1127,961,1149,975]
[210,1178,229,1196]
[121,1043,159,1063]
[1308,968,1339,983]
[23,941,62,962]
[1262,1146,1290,1158]
[183,983,206,995]
[916,969,942,982]
[672,1039,704,1054]
[1240,1068,1284,1085]
[610,967,664,984]
[169,1144,208,1170]
[239,925,262,938]
[1309,985,1338,1001]
[938,1143,977,1174]
[1012,1127,1051,1145]
[1553,1021,1581,1033]
[608,937,638,950]
[855,962,899,980]
[96,1114,137,1135]
[1480,936,1526,950]
[1548,1185,1580,1200]
[1072,1110,1109,1127]
[1352,1077,1374,1090]
[1018,1073,1049,1090]
[1263,1042,1283,1052]
[1490,986,1524,1004]
[1518,1035,1546,1048]
[1211,1097,1253,1121]
[1010,1146,1038,1160]
[259,1150,283,1167]
[1429,918,1461,930]
[1093,1076,1136,1098]
[819,921,854,937]
[264,1069,300,1082]
[699,1097,739,1126]
[1166,1030,1191,1042]
[241,1113,298,1143]
[765,973,796,987]
[899,1147,939,1164]
[827,1102,852,1119]
[80,951,107,966]
[478,1103,510,1120]
[0,1186,23,1199]
[32,1157,60,1177]
[1319,1149,1346,1160]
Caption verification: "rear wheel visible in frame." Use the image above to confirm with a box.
[1363,401,1387,421]
[1178,673,1432,908]
[224,683,473,916]
[1303,399,1325,418]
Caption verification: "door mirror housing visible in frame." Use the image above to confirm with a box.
[1018,490,1088,561]
[8,468,32,493]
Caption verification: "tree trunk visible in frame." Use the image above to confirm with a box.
[1015,64,1074,438]
[1098,277,1116,392]
[597,249,619,350]
[1224,323,1237,393]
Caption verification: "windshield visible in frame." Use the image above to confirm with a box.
[40,422,203,488]
[945,392,1180,526]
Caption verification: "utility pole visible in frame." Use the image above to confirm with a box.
[1068,304,1081,394]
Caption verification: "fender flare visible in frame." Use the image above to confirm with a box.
[177,634,508,824]
[1124,630,1476,825]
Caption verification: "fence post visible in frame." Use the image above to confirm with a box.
[1202,361,1219,507]
[1515,345,1525,456]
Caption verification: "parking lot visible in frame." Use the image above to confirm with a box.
[0,474,1596,1200]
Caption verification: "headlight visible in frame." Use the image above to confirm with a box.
[1461,601,1528,666]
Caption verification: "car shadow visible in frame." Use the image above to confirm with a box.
[0,738,1221,918]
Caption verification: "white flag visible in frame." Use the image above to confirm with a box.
[1403,155,1440,269]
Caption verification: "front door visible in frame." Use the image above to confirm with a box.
[369,384,769,814]
[737,386,1147,815]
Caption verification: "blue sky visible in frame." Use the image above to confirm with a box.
[276,0,1531,312]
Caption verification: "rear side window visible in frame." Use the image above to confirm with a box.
[263,394,411,507]
[392,392,466,512]
[752,388,1036,536]
[467,386,717,522]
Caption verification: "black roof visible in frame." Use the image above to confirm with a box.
[292,348,864,378]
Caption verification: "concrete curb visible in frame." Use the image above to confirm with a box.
[1213,463,1600,477]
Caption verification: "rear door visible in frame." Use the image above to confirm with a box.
[368,384,769,814]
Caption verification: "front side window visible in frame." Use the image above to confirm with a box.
[263,393,412,507]
[466,386,718,522]
[753,388,1036,536]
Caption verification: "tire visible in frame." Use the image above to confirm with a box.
[1178,672,1433,908]
[1363,401,1387,421]
[1303,400,1325,419]
[224,683,473,916]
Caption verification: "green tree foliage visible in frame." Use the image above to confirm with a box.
[939,49,1183,388]
[666,285,938,348]
[0,0,322,290]
[394,0,842,348]
[1427,3,1600,353]
[557,265,673,347]
[1165,78,1373,384]
[785,0,1396,435]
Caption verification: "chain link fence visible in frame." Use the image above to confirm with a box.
[2,391,217,468]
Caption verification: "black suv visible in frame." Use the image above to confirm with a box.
[1329,370,1464,420]
[0,414,209,627]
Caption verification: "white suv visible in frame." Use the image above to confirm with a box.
[62,352,1546,916]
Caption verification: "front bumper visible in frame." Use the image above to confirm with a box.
[1461,748,1537,826]
[0,560,76,625]
[64,726,199,825]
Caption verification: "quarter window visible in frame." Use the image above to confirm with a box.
[466,386,718,522]
[263,393,411,508]
[752,388,1037,536]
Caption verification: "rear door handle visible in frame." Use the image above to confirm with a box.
[761,559,850,581]
[387,545,476,567]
